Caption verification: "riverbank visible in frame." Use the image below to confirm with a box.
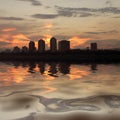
[0,50,120,63]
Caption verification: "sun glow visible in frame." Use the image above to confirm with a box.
[42,34,52,47]
[69,36,90,48]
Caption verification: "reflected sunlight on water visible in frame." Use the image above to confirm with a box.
[0,62,120,120]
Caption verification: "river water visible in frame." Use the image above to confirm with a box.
[0,62,120,120]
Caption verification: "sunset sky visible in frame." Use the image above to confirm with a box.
[0,0,120,50]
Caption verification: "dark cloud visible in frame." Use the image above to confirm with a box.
[80,12,94,17]
[31,14,58,19]
[17,0,42,6]
[55,6,120,18]
[86,30,118,35]
[0,41,9,45]
[0,17,24,21]
[31,6,120,19]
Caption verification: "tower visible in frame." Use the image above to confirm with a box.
[29,41,36,53]
[38,39,45,53]
[91,43,97,51]
[50,37,57,52]
[58,40,70,52]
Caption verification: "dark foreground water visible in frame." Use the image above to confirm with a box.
[0,62,120,120]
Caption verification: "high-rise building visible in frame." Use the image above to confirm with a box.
[58,40,70,52]
[22,46,28,53]
[29,41,36,53]
[91,43,97,51]
[12,46,21,53]
[50,37,57,52]
[38,39,45,53]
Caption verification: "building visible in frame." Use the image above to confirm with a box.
[58,40,70,52]
[29,41,36,53]
[38,39,45,53]
[12,46,21,53]
[90,43,97,51]
[50,37,57,52]
[22,46,28,53]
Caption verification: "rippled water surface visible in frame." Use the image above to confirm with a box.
[0,62,120,120]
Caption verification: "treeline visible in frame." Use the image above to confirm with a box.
[0,49,120,63]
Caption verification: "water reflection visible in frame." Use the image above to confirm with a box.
[0,62,120,120]
[38,62,45,74]
[90,63,97,73]
[48,62,58,77]
[58,63,70,74]
[28,62,36,73]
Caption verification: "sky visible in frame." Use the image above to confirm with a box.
[0,0,120,50]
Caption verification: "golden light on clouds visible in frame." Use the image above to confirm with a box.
[2,28,17,32]
[12,34,30,44]
[44,23,53,29]
[69,36,90,48]
[42,34,52,47]
[0,34,11,43]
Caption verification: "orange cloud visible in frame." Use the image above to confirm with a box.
[44,23,53,29]
[12,34,30,44]
[42,34,52,47]
[0,33,30,49]
[69,36,90,48]
[2,28,17,32]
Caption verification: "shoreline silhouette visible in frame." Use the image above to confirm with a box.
[0,49,120,63]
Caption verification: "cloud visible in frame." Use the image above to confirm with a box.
[0,17,24,21]
[0,41,10,45]
[31,14,58,19]
[55,6,120,18]
[43,23,53,29]
[17,0,42,6]
[105,0,112,7]
[32,6,120,20]
[1,28,17,32]
[69,36,90,49]
[12,34,30,44]
[85,30,118,35]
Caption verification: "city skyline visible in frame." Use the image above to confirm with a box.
[12,38,71,53]
[0,0,120,51]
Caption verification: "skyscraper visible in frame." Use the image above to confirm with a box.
[58,40,70,52]
[50,37,57,52]
[38,39,45,53]
[90,43,97,51]
[29,41,36,53]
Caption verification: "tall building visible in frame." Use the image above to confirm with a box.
[58,40,70,52]
[12,46,21,53]
[29,41,36,53]
[38,39,45,53]
[22,46,28,53]
[50,37,57,52]
[91,43,97,51]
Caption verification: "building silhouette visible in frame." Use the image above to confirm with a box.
[29,41,36,53]
[58,40,70,52]
[12,46,21,53]
[50,37,57,52]
[91,43,97,51]
[38,39,45,53]
[22,46,28,53]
